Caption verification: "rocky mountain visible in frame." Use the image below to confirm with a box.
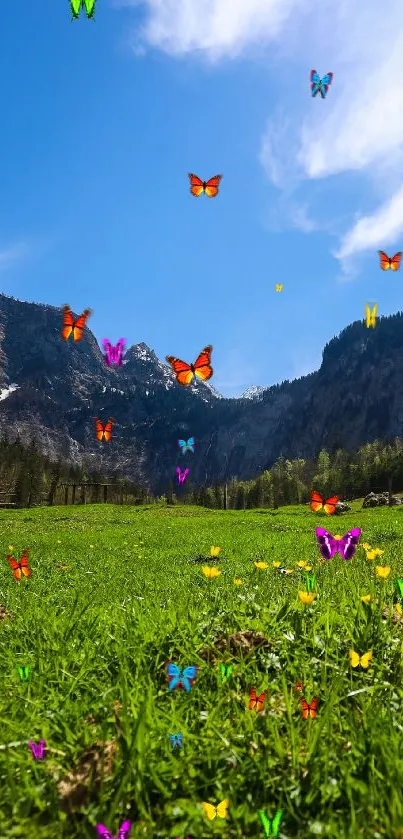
[0,293,402,493]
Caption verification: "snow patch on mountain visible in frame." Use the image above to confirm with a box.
[241,385,266,400]
[0,384,19,401]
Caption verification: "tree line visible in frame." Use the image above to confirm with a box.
[0,433,402,509]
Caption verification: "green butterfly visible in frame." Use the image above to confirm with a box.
[219,664,233,683]
[258,809,283,838]
[70,0,96,19]
[17,666,30,681]
[305,572,316,593]
[394,578,403,605]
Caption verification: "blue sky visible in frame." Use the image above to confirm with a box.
[1,0,403,397]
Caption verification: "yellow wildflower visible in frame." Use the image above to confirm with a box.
[272,561,281,568]
[210,546,221,557]
[375,565,391,579]
[298,591,315,605]
[234,577,243,585]
[360,594,371,603]
[255,561,268,569]
[202,566,221,579]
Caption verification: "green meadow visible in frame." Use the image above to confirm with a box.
[1,502,403,839]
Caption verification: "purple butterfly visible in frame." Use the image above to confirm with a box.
[28,739,46,760]
[96,821,131,839]
[315,527,362,560]
[176,467,189,485]
[102,338,126,366]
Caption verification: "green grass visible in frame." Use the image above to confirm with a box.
[1,501,403,839]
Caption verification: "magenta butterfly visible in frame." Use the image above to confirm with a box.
[315,527,362,560]
[176,467,189,485]
[96,821,131,839]
[102,338,126,366]
[28,739,46,760]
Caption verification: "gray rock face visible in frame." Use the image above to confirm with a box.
[1,294,403,492]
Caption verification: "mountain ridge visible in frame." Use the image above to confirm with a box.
[0,293,402,492]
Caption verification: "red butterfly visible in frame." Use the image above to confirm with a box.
[310,490,339,515]
[188,173,222,198]
[165,346,213,387]
[248,688,267,712]
[300,696,319,719]
[6,549,31,581]
[95,418,114,442]
[62,305,91,342]
[378,251,402,271]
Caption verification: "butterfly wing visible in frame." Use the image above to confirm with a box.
[181,665,198,692]
[216,800,229,819]
[249,688,258,709]
[166,661,182,691]
[96,826,114,839]
[204,175,222,198]
[70,0,81,17]
[300,698,310,719]
[72,308,91,341]
[62,305,74,340]
[102,419,114,443]
[19,549,31,577]
[338,527,361,560]
[378,250,392,270]
[187,436,195,453]
[390,252,402,270]
[182,468,190,483]
[349,649,360,667]
[178,439,187,454]
[115,339,125,365]
[188,173,205,197]
[117,821,132,839]
[315,527,337,559]
[193,345,213,381]
[102,339,113,365]
[360,650,373,669]
[95,419,106,442]
[166,354,194,386]
[310,490,324,512]
[202,803,217,820]
[271,809,283,837]
[319,71,333,97]
[7,555,22,580]
[308,696,319,718]
[323,495,339,515]
[258,810,272,839]
[310,69,321,96]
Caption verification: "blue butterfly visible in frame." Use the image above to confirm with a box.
[178,436,195,455]
[166,662,198,692]
[310,69,333,99]
[169,733,183,748]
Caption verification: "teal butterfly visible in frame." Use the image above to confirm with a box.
[219,664,233,683]
[178,437,195,455]
[70,0,96,19]
[258,809,283,838]
[17,666,30,681]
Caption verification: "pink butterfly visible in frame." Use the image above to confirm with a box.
[176,467,189,485]
[315,527,361,560]
[28,739,46,760]
[96,821,131,839]
[102,338,126,366]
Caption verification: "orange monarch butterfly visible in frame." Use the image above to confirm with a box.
[378,251,402,271]
[62,305,91,341]
[310,490,339,515]
[188,173,222,198]
[94,418,114,442]
[165,346,213,387]
[6,549,31,580]
[300,696,319,719]
[248,688,267,712]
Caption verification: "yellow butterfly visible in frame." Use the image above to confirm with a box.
[275,284,283,292]
[349,650,372,669]
[202,800,229,820]
[365,303,377,328]
[202,566,221,579]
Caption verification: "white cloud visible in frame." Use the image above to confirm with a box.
[335,185,403,262]
[120,0,403,263]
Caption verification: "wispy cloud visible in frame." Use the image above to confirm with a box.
[118,0,403,267]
